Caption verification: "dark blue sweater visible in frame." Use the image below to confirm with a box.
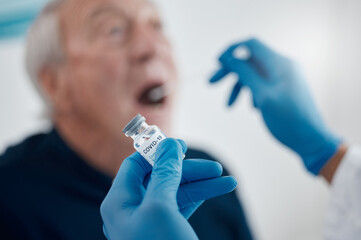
[0,129,253,240]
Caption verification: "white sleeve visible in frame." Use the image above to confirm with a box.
[324,146,361,240]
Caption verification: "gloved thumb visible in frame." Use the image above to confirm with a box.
[144,138,187,204]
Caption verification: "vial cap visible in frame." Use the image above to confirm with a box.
[122,114,146,136]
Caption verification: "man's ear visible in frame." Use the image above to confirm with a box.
[38,65,71,114]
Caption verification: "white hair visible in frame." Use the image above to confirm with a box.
[25,0,65,110]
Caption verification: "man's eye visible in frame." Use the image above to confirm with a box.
[109,26,123,36]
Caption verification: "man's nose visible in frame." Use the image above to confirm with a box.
[128,25,158,64]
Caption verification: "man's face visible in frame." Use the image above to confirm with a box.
[58,0,177,136]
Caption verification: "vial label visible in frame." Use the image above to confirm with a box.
[137,128,167,166]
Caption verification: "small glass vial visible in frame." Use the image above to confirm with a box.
[122,114,167,166]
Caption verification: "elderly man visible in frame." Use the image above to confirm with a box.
[0,0,253,239]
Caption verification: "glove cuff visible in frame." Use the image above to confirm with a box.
[303,134,342,175]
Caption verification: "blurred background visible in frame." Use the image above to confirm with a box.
[1,0,361,239]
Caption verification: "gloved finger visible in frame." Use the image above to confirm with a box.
[209,67,231,83]
[228,81,243,106]
[221,57,264,93]
[243,38,285,78]
[177,176,237,209]
[102,225,110,240]
[143,139,188,188]
[181,159,223,184]
[179,201,204,219]
[218,41,245,63]
[102,152,152,209]
[144,138,186,204]
[176,138,188,155]
[143,159,223,188]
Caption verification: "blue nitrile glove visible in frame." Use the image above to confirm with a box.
[209,38,341,175]
[100,138,237,240]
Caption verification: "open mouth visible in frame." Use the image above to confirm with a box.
[137,84,169,107]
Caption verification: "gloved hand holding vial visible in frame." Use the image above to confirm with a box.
[100,116,238,240]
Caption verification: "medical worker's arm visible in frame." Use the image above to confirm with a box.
[100,138,237,240]
[210,38,341,176]
[210,38,361,238]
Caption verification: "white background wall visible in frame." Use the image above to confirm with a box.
[1,0,361,239]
